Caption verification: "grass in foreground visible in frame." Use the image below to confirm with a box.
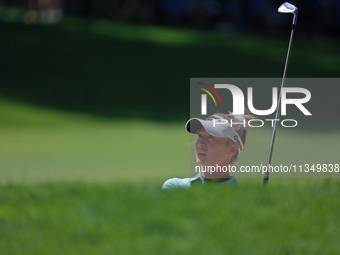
[0,180,339,255]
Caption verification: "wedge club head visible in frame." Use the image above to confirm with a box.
[278,2,298,25]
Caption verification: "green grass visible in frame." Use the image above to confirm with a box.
[1,181,340,255]
[0,123,188,184]
[1,98,339,184]
[0,98,189,184]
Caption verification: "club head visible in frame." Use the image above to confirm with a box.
[278,2,297,14]
[278,2,298,25]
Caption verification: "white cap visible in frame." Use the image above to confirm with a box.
[185,115,244,151]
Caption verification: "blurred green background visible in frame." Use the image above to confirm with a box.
[0,16,339,183]
[0,1,340,254]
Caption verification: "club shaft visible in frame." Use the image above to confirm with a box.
[263,26,296,186]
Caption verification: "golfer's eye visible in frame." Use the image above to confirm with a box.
[209,135,214,139]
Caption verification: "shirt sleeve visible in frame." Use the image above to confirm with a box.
[162,178,191,190]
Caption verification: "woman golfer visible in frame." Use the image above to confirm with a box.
[162,112,252,190]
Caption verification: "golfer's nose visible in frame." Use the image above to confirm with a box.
[197,139,206,148]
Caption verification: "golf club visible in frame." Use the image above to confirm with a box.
[263,2,298,186]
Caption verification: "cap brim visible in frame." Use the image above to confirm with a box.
[185,118,225,138]
[185,116,244,151]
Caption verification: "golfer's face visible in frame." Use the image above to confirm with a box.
[195,128,231,167]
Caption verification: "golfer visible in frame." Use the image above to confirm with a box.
[162,112,253,190]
